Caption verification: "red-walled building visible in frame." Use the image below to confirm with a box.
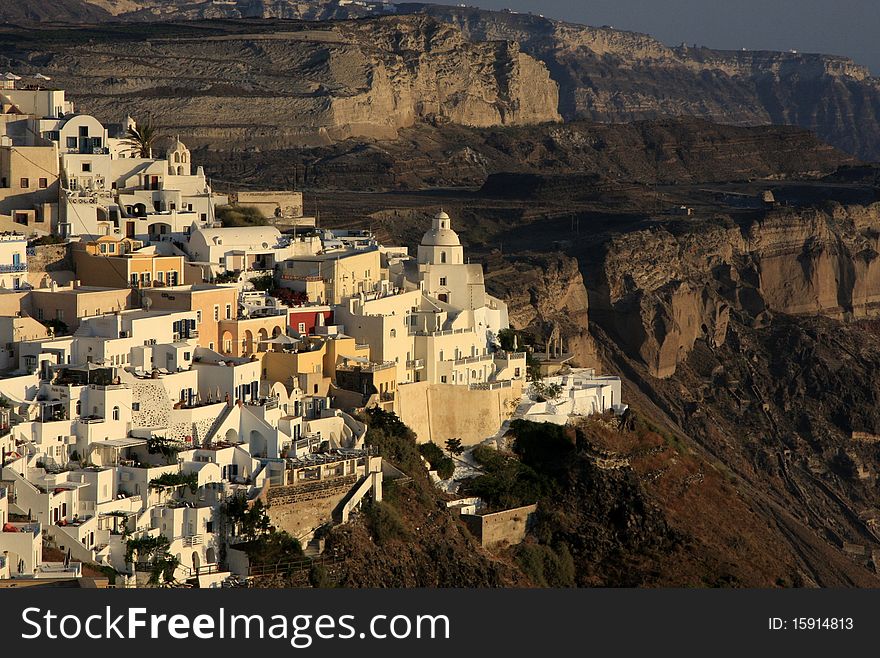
[288,305,333,335]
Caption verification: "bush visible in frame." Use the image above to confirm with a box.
[515,541,576,587]
[364,500,407,545]
[363,408,423,477]
[216,205,268,227]
[250,273,275,291]
[417,441,455,479]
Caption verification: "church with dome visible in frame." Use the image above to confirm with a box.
[415,211,509,341]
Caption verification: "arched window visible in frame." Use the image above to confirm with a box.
[181,153,187,164]
[440,251,447,264]
[390,328,396,338]
[173,152,180,163]
[112,406,120,421]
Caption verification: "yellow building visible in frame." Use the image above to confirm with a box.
[142,284,238,353]
[28,284,135,333]
[218,314,288,358]
[73,242,186,289]
[0,143,59,230]
[278,248,381,305]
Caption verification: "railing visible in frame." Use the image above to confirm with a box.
[181,535,202,547]
[338,360,395,373]
[280,274,324,282]
[248,553,344,578]
[454,354,492,366]
[408,327,474,337]
[406,359,425,369]
[0,263,27,273]
[469,380,513,391]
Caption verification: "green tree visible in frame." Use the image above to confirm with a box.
[445,438,464,456]
[123,120,162,158]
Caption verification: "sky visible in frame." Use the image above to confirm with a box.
[465,0,880,75]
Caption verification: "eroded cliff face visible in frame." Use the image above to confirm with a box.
[482,252,597,368]
[587,203,880,378]
[1,17,559,147]
[399,4,880,160]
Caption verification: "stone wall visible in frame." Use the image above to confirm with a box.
[267,477,357,541]
[396,381,522,445]
[28,244,72,273]
[462,504,537,548]
[131,381,171,429]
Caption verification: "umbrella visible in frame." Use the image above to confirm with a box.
[262,334,300,345]
[4,72,21,81]
[34,73,51,81]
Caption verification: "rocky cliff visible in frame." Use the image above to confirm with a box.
[582,203,880,378]
[0,18,559,146]
[397,4,880,160]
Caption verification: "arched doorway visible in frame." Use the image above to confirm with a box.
[191,551,200,573]
[244,329,254,355]
[205,547,216,565]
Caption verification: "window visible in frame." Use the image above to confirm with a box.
[130,273,138,287]
[441,376,447,383]
[297,322,306,334]
[56,309,64,321]
[132,403,140,411]
[390,328,396,338]
[66,137,76,149]
[100,243,107,253]
[37,308,44,320]
[439,350,444,361]
[79,126,89,137]
[38,178,48,189]
[141,272,151,286]
[440,251,447,264]
[439,277,447,286]
[91,137,102,148]
[20,178,29,188]
[515,367,521,378]
[184,352,191,360]
[157,271,164,284]
[213,305,219,321]
[112,406,120,421]
[82,162,91,173]
[225,304,231,319]
[108,244,115,253]
[196,310,202,324]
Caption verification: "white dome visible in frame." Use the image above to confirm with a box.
[420,211,461,247]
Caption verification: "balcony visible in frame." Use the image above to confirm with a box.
[0,263,27,273]
[181,535,203,547]
[406,359,425,370]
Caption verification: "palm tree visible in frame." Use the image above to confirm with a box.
[124,120,161,158]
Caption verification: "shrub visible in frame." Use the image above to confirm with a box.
[216,205,268,227]
[364,500,407,545]
[515,542,576,587]
[250,273,275,291]
[417,441,455,479]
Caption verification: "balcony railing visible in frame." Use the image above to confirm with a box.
[406,359,425,369]
[0,263,27,273]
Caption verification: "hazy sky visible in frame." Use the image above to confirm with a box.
[466,0,880,75]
